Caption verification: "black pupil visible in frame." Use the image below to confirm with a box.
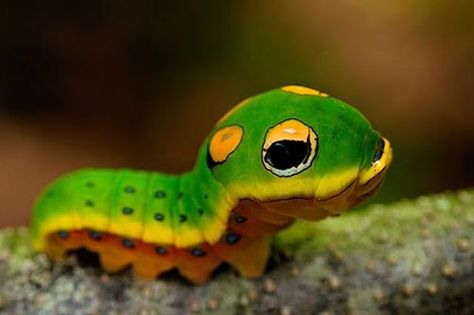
[372,138,385,163]
[264,140,311,170]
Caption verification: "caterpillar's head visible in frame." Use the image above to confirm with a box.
[197,85,392,220]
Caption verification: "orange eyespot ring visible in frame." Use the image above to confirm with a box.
[208,125,244,165]
[262,119,318,177]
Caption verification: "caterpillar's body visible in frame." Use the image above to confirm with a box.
[31,85,392,283]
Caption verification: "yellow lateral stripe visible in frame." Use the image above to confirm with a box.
[359,138,393,185]
[314,168,359,198]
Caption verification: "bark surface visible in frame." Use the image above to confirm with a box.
[0,189,473,314]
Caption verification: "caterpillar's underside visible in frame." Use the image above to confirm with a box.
[47,229,270,284]
[44,203,296,284]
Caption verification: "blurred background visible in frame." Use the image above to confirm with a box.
[0,0,473,227]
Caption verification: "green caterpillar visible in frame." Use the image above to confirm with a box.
[31,85,392,283]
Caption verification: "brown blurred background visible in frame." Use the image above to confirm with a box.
[0,1,473,227]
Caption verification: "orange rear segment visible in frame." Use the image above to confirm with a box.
[175,244,222,284]
[212,231,270,278]
[43,227,273,283]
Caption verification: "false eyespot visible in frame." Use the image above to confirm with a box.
[207,125,244,168]
[262,119,318,177]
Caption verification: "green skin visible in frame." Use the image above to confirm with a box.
[31,87,384,251]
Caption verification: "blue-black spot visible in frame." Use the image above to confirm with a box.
[154,213,165,221]
[155,246,168,255]
[177,192,184,199]
[122,207,134,215]
[88,230,102,241]
[86,182,95,188]
[203,194,209,200]
[154,191,167,199]
[235,215,247,224]
[198,209,204,216]
[225,233,241,245]
[179,215,187,223]
[191,248,206,257]
[85,200,95,208]
[57,230,69,239]
[122,239,135,249]
[124,186,136,194]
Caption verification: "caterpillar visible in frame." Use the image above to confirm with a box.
[31,85,392,284]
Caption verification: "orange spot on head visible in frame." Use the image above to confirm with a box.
[281,85,329,97]
[209,125,243,164]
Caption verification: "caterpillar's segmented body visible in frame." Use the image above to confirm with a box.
[31,85,393,283]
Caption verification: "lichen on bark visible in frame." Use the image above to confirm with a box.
[0,189,473,314]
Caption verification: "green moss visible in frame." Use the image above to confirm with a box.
[275,188,474,260]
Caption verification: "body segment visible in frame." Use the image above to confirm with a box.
[31,85,392,283]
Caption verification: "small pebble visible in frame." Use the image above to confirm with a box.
[142,286,153,298]
[264,279,277,293]
[420,229,431,239]
[441,264,456,278]
[290,266,301,277]
[281,305,292,315]
[373,289,385,303]
[457,238,470,252]
[207,298,219,311]
[328,276,341,290]
[0,250,10,262]
[386,255,399,266]
[467,215,474,226]
[240,295,249,306]
[402,283,416,297]
[425,282,438,296]
[249,289,259,302]
[100,274,110,284]
[189,300,201,313]
[366,260,376,273]
[411,264,423,277]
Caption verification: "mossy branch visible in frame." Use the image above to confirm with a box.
[0,189,473,314]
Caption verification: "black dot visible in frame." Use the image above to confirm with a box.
[235,215,247,224]
[225,233,241,245]
[203,194,209,200]
[57,230,69,239]
[85,200,95,207]
[155,246,168,255]
[154,191,167,199]
[154,213,165,221]
[191,248,206,257]
[122,239,135,249]
[122,207,134,215]
[86,182,95,188]
[198,209,204,216]
[88,230,102,241]
[177,192,184,199]
[179,215,187,223]
[124,186,136,194]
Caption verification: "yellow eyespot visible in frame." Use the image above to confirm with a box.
[208,125,244,167]
[262,119,318,177]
